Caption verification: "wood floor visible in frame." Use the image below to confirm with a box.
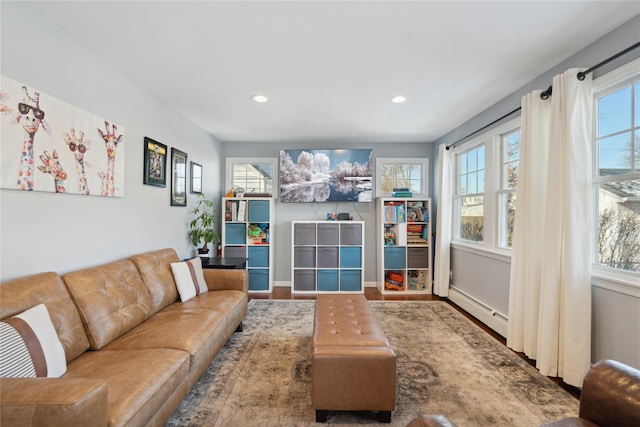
[249,286,581,400]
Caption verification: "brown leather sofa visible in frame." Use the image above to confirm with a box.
[541,359,640,427]
[0,248,248,427]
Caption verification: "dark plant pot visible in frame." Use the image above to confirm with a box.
[197,248,209,258]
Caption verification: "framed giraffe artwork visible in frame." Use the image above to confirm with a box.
[171,148,188,206]
[143,137,167,187]
[0,75,125,197]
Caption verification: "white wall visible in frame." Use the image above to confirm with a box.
[0,3,222,280]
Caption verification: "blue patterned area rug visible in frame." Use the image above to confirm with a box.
[165,300,578,426]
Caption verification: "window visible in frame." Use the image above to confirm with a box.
[498,130,520,248]
[451,118,520,251]
[375,158,428,197]
[593,59,640,274]
[225,158,276,195]
[454,144,485,242]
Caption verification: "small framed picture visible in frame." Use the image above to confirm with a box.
[171,148,188,206]
[143,137,167,187]
[190,162,202,194]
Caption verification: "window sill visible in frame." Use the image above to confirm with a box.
[450,241,511,263]
[448,245,639,298]
[591,266,640,298]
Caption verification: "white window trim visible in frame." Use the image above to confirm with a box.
[451,118,520,254]
[375,157,429,198]
[225,157,278,198]
[591,57,640,287]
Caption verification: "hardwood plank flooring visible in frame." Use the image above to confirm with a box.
[249,286,581,400]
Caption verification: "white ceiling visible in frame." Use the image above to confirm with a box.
[26,1,640,144]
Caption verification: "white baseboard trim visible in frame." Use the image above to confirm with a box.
[448,286,508,338]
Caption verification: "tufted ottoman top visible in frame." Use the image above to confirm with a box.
[313,295,390,347]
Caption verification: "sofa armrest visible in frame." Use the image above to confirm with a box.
[1,377,108,427]
[579,359,640,427]
[203,268,248,293]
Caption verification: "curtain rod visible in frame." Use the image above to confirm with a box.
[445,107,521,150]
[445,41,640,151]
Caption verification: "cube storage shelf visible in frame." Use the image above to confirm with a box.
[222,197,274,292]
[291,220,365,294]
[377,197,432,294]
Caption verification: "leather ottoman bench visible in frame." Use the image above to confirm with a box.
[312,295,396,423]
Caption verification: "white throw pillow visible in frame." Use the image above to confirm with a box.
[0,303,67,378]
[170,257,209,302]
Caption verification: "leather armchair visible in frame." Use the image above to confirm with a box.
[542,359,640,427]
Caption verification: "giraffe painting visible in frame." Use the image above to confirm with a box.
[97,121,123,197]
[2,76,125,196]
[63,128,91,195]
[12,86,51,191]
[37,150,67,193]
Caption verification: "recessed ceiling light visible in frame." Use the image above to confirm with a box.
[251,94,268,103]
[390,95,406,103]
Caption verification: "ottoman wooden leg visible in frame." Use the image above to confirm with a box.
[316,410,328,422]
[379,410,392,423]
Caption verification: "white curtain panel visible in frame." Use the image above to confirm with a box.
[434,143,453,297]
[507,69,593,387]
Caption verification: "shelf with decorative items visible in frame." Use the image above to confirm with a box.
[376,197,432,294]
[222,197,274,293]
[291,220,365,294]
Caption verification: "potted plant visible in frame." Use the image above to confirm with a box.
[188,194,220,256]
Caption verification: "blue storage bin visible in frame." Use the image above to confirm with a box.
[317,270,339,291]
[340,270,362,292]
[247,200,270,222]
[248,246,269,268]
[294,270,315,291]
[248,269,269,291]
[340,247,361,268]
[384,247,406,269]
[225,223,246,244]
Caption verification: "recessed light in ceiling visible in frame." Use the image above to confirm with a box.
[390,95,406,103]
[251,94,268,103]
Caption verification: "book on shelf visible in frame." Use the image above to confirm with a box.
[384,203,406,223]
[392,191,413,197]
[237,200,247,222]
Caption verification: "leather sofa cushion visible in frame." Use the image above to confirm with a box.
[102,307,227,372]
[63,260,154,350]
[0,272,89,362]
[65,348,188,427]
[161,290,247,325]
[129,248,180,312]
[0,377,108,427]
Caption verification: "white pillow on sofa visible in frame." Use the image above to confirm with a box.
[0,303,67,378]
[170,257,208,302]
